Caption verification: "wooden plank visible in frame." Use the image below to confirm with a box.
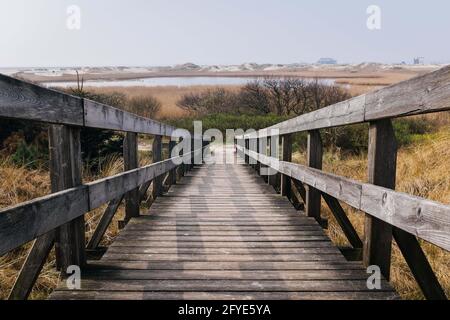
[365,65,450,120]
[83,99,176,136]
[0,187,88,256]
[0,74,84,125]
[101,254,344,262]
[152,135,163,198]
[54,279,393,292]
[72,269,371,280]
[110,241,335,249]
[363,120,395,280]
[87,157,179,209]
[87,196,124,250]
[50,290,398,300]
[87,260,366,270]
[106,247,340,255]
[49,125,86,270]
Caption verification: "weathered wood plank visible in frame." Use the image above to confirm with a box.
[0,187,89,256]
[0,74,84,125]
[54,279,393,292]
[83,99,177,136]
[365,65,450,120]
[50,290,398,300]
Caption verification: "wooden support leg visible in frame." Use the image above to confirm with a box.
[87,196,124,250]
[322,193,363,249]
[306,130,323,223]
[363,120,396,280]
[8,231,55,300]
[168,140,177,185]
[393,228,447,300]
[281,134,292,198]
[124,132,140,223]
[49,125,85,271]
[152,135,163,198]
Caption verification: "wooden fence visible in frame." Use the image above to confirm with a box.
[236,65,450,300]
[0,74,203,299]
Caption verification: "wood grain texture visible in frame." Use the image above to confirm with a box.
[363,120,395,279]
[0,74,84,125]
[83,99,177,136]
[152,135,163,198]
[124,132,139,221]
[49,125,86,270]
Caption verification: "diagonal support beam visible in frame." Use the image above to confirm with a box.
[87,196,124,250]
[322,193,363,249]
[393,227,447,300]
[8,231,55,300]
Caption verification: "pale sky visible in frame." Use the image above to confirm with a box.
[0,0,449,67]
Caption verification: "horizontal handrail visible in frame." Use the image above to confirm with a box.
[0,74,178,137]
[237,145,450,251]
[237,65,450,139]
[0,148,204,256]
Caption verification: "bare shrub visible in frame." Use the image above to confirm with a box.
[127,96,162,119]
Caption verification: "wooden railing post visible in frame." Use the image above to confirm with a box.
[123,132,140,223]
[363,119,395,280]
[255,137,261,174]
[244,139,249,164]
[306,130,323,223]
[50,125,86,271]
[168,140,177,185]
[152,135,163,198]
[281,134,292,198]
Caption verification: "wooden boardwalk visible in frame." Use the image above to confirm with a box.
[50,148,397,300]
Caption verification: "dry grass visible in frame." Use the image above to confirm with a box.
[85,85,242,119]
[292,127,450,299]
[0,155,128,300]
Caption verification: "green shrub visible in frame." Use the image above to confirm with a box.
[11,141,40,168]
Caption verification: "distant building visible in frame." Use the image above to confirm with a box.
[317,58,337,65]
[413,57,425,65]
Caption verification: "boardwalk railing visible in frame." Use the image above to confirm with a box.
[0,74,204,300]
[236,65,450,300]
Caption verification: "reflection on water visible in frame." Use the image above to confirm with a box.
[43,76,336,88]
